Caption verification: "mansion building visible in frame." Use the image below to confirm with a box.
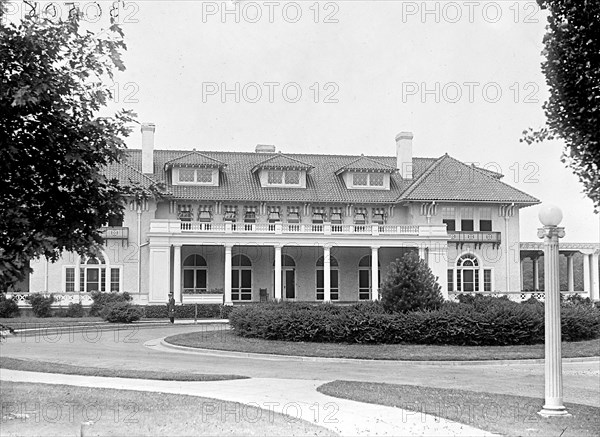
[27,123,595,306]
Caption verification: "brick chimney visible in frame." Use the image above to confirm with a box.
[396,131,413,179]
[141,122,155,174]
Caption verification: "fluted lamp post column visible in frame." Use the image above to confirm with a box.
[537,205,569,417]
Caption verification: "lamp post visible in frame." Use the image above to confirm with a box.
[537,205,569,417]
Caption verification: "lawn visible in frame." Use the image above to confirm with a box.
[1,317,105,329]
[317,380,600,437]
[1,381,336,436]
[0,357,247,381]
[165,329,600,361]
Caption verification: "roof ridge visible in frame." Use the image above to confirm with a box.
[396,154,447,201]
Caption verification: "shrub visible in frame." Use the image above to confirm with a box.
[228,298,600,346]
[102,302,143,323]
[66,302,85,318]
[89,291,131,316]
[142,304,232,319]
[26,293,55,317]
[381,252,444,313]
[0,294,20,318]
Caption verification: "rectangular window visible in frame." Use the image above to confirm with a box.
[244,211,256,223]
[330,213,342,224]
[443,219,456,231]
[358,270,370,300]
[456,270,462,292]
[196,168,213,183]
[108,216,123,227]
[179,168,195,182]
[268,211,281,223]
[312,213,324,224]
[447,269,453,292]
[353,173,368,186]
[461,207,474,219]
[316,270,339,301]
[268,171,283,184]
[284,171,300,185]
[287,212,300,223]
[224,211,236,222]
[65,268,75,292]
[372,214,385,224]
[480,207,492,220]
[198,211,212,222]
[461,219,474,231]
[484,269,492,292]
[354,213,366,224]
[178,205,193,222]
[370,173,384,186]
[442,206,455,218]
[110,268,120,292]
[479,220,492,232]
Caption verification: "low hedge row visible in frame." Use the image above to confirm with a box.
[142,304,232,319]
[228,299,600,346]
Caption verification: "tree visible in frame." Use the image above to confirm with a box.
[522,1,600,210]
[380,252,444,313]
[0,5,143,290]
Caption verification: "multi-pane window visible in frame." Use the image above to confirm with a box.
[65,268,75,292]
[110,268,120,292]
[370,173,384,186]
[354,213,366,224]
[268,170,283,184]
[456,254,479,292]
[232,255,252,301]
[198,210,212,222]
[447,269,454,292]
[372,214,385,224]
[284,171,300,184]
[178,168,213,184]
[268,210,281,223]
[177,204,193,221]
[484,269,492,292]
[352,173,368,186]
[330,212,342,224]
[244,211,256,223]
[288,212,300,223]
[183,254,207,293]
[358,255,379,300]
[179,168,195,182]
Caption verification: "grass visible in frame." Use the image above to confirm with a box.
[1,381,336,437]
[317,380,600,437]
[165,329,600,361]
[1,317,104,329]
[0,357,247,381]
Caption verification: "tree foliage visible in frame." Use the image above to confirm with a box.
[380,252,444,313]
[522,0,600,209]
[0,5,159,290]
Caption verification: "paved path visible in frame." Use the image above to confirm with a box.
[1,323,599,435]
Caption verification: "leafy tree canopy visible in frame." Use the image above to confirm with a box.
[523,0,600,209]
[0,4,157,290]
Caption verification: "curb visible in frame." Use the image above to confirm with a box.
[4,320,229,337]
[158,340,600,365]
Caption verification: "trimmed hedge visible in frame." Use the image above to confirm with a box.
[102,302,143,323]
[141,304,235,319]
[229,298,600,346]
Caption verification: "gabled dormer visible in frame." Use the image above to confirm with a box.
[252,152,313,188]
[164,151,227,187]
[335,155,397,190]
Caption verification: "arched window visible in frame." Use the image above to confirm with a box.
[456,253,479,292]
[316,256,339,300]
[80,255,105,292]
[183,254,207,293]
[358,255,380,300]
[232,255,252,301]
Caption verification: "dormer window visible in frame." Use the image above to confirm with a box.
[352,173,368,186]
[266,170,302,186]
[351,172,386,188]
[370,173,384,186]
[177,167,214,184]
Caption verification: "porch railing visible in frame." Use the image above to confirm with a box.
[151,220,443,237]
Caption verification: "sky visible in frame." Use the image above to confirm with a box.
[9,0,598,242]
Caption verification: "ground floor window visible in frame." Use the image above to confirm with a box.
[358,255,380,300]
[316,256,339,300]
[449,254,493,293]
[183,254,207,293]
[232,254,252,301]
[63,255,121,292]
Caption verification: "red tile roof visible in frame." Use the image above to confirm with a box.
[106,149,539,205]
[251,153,314,173]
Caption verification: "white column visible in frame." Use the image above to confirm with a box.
[104,253,111,293]
[323,245,331,303]
[520,259,525,291]
[224,244,232,305]
[567,254,574,293]
[592,252,600,302]
[371,246,379,301]
[274,245,282,301]
[583,253,591,295]
[173,245,182,303]
[538,225,568,416]
[75,257,81,292]
[533,257,540,290]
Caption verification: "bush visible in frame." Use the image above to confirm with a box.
[0,294,20,318]
[229,298,600,346]
[102,302,143,323]
[66,302,85,318]
[142,304,228,319]
[381,252,444,313]
[89,291,131,316]
[26,293,55,317]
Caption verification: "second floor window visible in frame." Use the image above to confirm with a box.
[178,168,213,184]
[480,220,492,231]
[443,219,456,231]
[107,216,123,227]
[461,219,474,231]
